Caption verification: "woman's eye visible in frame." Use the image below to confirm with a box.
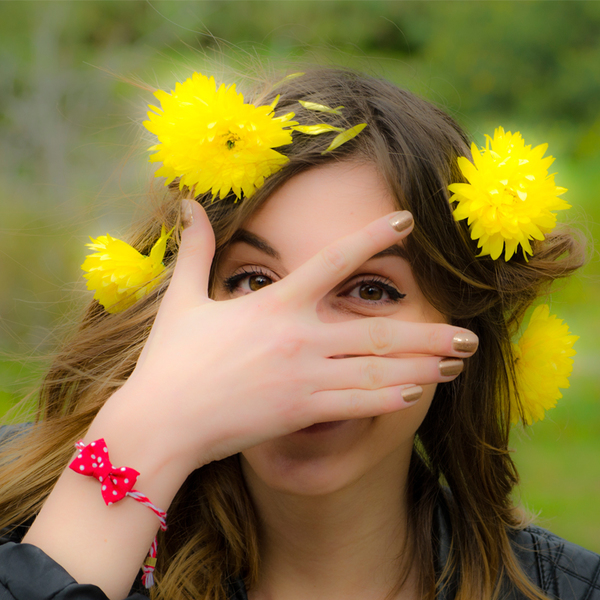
[345,278,405,304]
[223,269,275,294]
[247,274,272,291]
[357,283,385,301]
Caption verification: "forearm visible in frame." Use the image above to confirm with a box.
[22,391,192,600]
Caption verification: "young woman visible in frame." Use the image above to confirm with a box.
[0,68,597,600]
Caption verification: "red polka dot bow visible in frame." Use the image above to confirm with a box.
[69,438,140,505]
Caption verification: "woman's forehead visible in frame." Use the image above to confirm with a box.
[243,162,397,263]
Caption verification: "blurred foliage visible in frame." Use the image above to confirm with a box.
[0,0,598,551]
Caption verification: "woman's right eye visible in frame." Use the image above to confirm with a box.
[223,268,275,295]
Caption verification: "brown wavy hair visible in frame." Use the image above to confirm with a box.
[0,67,585,600]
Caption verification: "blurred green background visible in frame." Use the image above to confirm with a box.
[0,1,598,551]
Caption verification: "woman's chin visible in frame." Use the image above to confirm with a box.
[239,417,403,497]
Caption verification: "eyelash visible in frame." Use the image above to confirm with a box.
[222,268,406,304]
[343,275,406,303]
[222,267,274,294]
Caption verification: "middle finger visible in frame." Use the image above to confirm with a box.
[321,318,479,358]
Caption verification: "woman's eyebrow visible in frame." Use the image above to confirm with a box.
[229,229,408,263]
[229,229,281,260]
[371,244,410,262]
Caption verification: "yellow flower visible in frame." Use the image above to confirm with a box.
[448,127,570,260]
[511,305,578,425]
[82,227,171,313]
[144,72,296,200]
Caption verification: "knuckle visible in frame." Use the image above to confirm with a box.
[368,318,394,355]
[361,225,380,247]
[347,390,364,418]
[319,244,348,276]
[361,357,383,389]
[274,336,303,359]
[275,337,303,358]
[271,324,308,359]
[427,326,444,354]
[376,387,393,411]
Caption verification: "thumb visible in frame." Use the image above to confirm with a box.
[162,199,216,310]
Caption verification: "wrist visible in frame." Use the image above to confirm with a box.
[85,384,194,509]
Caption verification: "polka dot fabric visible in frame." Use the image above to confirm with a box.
[69,439,140,504]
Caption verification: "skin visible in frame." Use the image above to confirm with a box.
[215,162,445,599]
[22,161,477,599]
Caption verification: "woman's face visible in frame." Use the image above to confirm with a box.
[214,162,444,497]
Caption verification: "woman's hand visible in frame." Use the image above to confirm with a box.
[91,200,477,480]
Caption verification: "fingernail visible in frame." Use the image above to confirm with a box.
[182,199,194,228]
[389,211,413,233]
[402,385,423,403]
[452,331,479,353]
[439,358,464,377]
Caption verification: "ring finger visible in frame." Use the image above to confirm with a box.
[316,354,464,392]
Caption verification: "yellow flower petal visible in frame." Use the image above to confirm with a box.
[510,305,578,425]
[322,123,368,154]
[269,94,281,111]
[299,100,344,115]
[292,124,344,135]
[82,227,172,313]
[271,72,305,89]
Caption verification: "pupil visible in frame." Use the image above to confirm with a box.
[360,284,383,301]
[249,275,270,291]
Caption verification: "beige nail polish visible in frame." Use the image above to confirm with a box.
[452,332,479,353]
[402,386,423,403]
[439,358,464,377]
[389,211,413,233]
[182,199,194,228]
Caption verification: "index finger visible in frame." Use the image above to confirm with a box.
[277,211,414,306]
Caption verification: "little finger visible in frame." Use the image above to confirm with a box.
[309,384,424,422]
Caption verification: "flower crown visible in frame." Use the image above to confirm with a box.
[81,74,578,425]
